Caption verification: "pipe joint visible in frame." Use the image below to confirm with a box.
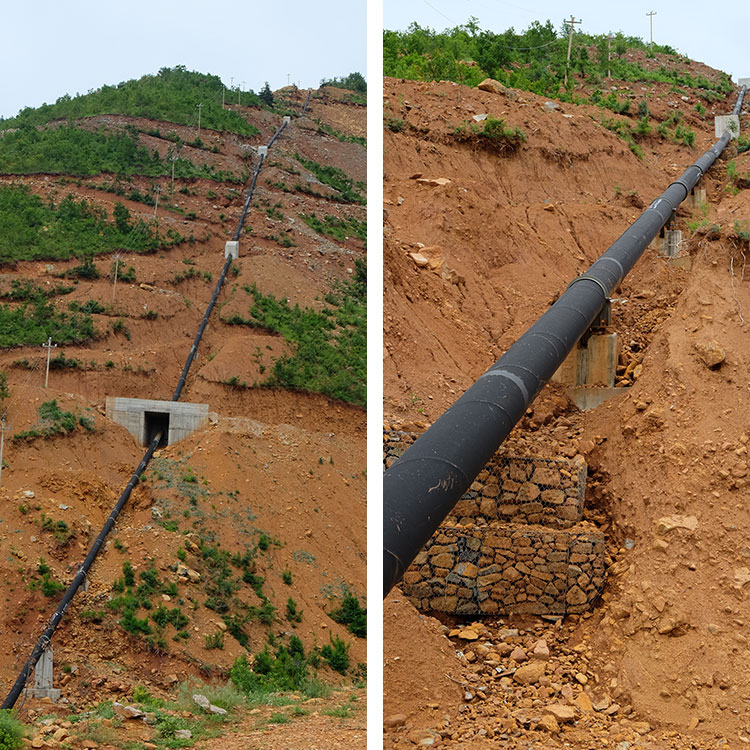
[565,274,610,300]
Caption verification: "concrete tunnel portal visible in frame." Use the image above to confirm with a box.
[106,397,209,447]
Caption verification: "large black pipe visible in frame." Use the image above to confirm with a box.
[2,108,295,708]
[383,86,747,597]
[1,434,161,709]
[301,89,312,116]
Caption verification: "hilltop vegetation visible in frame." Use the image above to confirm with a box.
[384,19,733,99]
[0,66,261,136]
[0,125,243,181]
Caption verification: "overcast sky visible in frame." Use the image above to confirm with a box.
[384,0,750,85]
[0,0,366,120]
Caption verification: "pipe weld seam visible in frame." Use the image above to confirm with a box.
[479,368,530,403]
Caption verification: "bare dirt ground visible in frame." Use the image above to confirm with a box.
[0,85,366,745]
[383,50,750,748]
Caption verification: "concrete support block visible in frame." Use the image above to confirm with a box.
[552,333,617,388]
[28,646,61,702]
[661,230,682,259]
[584,333,617,387]
[224,241,239,260]
[739,78,750,88]
[687,187,706,209]
[283,116,291,125]
[715,115,740,140]
[257,146,268,157]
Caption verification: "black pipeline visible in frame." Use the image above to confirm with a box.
[383,86,747,597]
[2,108,296,709]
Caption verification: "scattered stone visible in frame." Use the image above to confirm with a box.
[510,646,528,663]
[575,692,594,712]
[532,639,550,661]
[31,738,44,749]
[415,177,451,188]
[409,252,429,268]
[543,704,576,723]
[384,714,407,728]
[457,628,479,641]
[538,714,559,733]
[208,704,227,715]
[112,702,145,720]
[696,340,725,368]
[477,78,519,100]
[656,515,699,534]
[575,672,588,685]
[513,661,546,685]
[174,730,192,740]
[193,694,210,710]
[542,101,561,112]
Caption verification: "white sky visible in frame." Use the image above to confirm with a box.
[0,0,366,120]
[384,0,750,85]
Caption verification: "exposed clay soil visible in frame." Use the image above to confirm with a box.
[384,49,750,748]
[0,84,366,740]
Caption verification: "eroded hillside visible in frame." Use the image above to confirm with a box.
[384,47,750,748]
[0,72,366,743]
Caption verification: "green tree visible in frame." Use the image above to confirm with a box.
[113,202,131,233]
[259,82,274,107]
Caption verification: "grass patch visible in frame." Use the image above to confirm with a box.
[14,400,94,442]
[300,213,366,244]
[227,260,365,406]
[293,154,365,204]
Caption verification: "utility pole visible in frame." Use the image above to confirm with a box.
[42,338,57,389]
[0,414,10,488]
[647,11,656,52]
[287,73,290,86]
[112,252,122,302]
[564,15,582,88]
[607,33,613,79]
[153,186,161,220]
[196,103,202,134]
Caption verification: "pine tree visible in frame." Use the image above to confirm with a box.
[259,82,274,107]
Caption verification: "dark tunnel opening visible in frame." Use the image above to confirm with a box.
[144,411,169,447]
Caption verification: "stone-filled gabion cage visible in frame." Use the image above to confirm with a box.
[384,430,607,616]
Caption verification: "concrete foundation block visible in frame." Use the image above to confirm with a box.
[552,333,618,388]
[738,78,750,88]
[224,241,239,260]
[715,114,740,140]
[106,397,209,446]
[257,146,268,157]
[661,230,682,259]
[283,116,291,125]
[28,647,61,702]
[687,187,706,208]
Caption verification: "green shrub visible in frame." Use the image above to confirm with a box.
[123,561,136,587]
[204,631,225,650]
[286,598,303,623]
[320,635,350,675]
[329,593,366,638]
[0,710,24,750]
[230,635,310,693]
[282,569,292,585]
